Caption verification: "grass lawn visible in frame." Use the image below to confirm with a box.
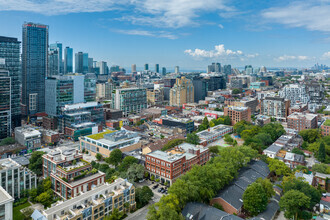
[13,202,31,220]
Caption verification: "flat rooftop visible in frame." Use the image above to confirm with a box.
[287,112,317,120]
[63,102,100,111]
[0,158,20,170]
[0,186,14,205]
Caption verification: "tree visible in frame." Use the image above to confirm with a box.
[106,149,122,167]
[99,163,110,173]
[96,153,103,161]
[202,116,209,129]
[268,158,291,176]
[254,133,273,147]
[104,208,124,220]
[136,186,154,209]
[118,156,138,172]
[318,142,326,162]
[186,133,200,145]
[209,146,219,156]
[223,116,231,125]
[161,139,185,151]
[36,191,52,208]
[243,182,268,216]
[29,151,45,176]
[224,134,234,145]
[299,129,321,143]
[255,178,275,199]
[279,190,310,220]
[312,163,330,174]
[0,137,15,146]
[232,88,241,94]
[29,188,38,202]
[209,120,215,127]
[125,164,145,182]
[106,168,116,180]
[292,148,305,156]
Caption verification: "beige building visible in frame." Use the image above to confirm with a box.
[170,76,194,107]
[147,88,164,105]
[96,79,115,101]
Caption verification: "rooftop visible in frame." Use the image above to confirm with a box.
[287,112,318,120]
[225,106,249,112]
[86,129,115,140]
[62,102,100,111]
[0,186,14,206]
[0,158,20,170]
[15,126,41,137]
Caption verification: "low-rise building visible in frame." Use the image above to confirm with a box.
[15,126,41,152]
[154,116,195,133]
[196,125,233,146]
[283,152,305,168]
[0,186,14,220]
[0,158,37,198]
[145,143,209,185]
[263,144,282,159]
[289,104,308,115]
[287,112,318,131]
[256,115,271,126]
[313,172,330,192]
[224,98,258,114]
[321,120,330,136]
[31,178,136,220]
[224,106,251,125]
[79,130,141,158]
[42,147,106,199]
[42,130,60,144]
[142,135,185,155]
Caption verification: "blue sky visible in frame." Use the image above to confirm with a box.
[1,0,330,71]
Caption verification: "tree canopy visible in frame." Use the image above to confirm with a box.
[106,149,122,167]
[136,186,154,209]
[243,182,268,216]
[186,133,200,145]
[312,163,330,174]
[268,158,291,176]
[279,190,310,220]
[29,151,45,176]
[299,129,321,143]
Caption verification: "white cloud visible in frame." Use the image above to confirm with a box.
[184,44,258,59]
[262,0,330,32]
[218,24,224,29]
[112,29,178,39]
[322,52,330,59]
[275,55,309,62]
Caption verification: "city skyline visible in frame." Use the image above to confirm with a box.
[1,1,330,70]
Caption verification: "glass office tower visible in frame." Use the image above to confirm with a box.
[22,22,49,115]
[0,36,21,128]
[64,47,73,73]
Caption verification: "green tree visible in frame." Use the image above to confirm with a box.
[243,182,268,216]
[299,129,321,143]
[99,163,110,173]
[268,158,291,176]
[223,116,231,125]
[292,148,305,155]
[224,134,234,145]
[118,156,138,172]
[29,188,38,202]
[96,153,103,161]
[186,133,200,145]
[279,190,310,220]
[36,191,52,208]
[105,168,116,180]
[124,163,145,182]
[318,142,326,162]
[104,208,124,220]
[232,88,241,94]
[209,120,215,127]
[0,137,15,146]
[161,139,185,151]
[106,149,122,167]
[29,151,45,176]
[256,178,275,199]
[202,116,209,128]
[136,186,154,209]
[43,177,52,191]
[209,146,219,156]
[312,163,330,174]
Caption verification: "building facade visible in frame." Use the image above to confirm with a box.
[0,68,11,139]
[279,84,309,105]
[0,158,37,198]
[224,106,251,125]
[287,112,318,131]
[170,77,194,107]
[22,22,49,115]
[321,120,330,136]
[147,88,164,105]
[0,186,14,220]
[261,96,290,119]
[145,143,209,185]
[112,88,147,117]
[64,47,73,74]
[0,36,21,128]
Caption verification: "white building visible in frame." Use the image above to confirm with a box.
[0,186,14,220]
[279,84,309,105]
[15,126,41,150]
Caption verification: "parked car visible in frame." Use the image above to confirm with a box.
[152,184,159,189]
[158,188,162,193]
[138,179,145,183]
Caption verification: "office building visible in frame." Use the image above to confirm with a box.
[45,76,74,116]
[205,76,226,91]
[75,52,84,73]
[80,130,141,157]
[260,96,290,119]
[169,77,194,107]
[223,64,231,81]
[96,61,108,75]
[192,77,208,103]
[31,178,136,220]
[131,64,136,73]
[83,53,89,73]
[287,112,318,132]
[162,67,166,75]
[155,64,159,73]
[0,158,37,198]
[0,186,14,220]
[96,80,115,101]
[112,88,147,117]
[50,42,63,74]
[225,97,259,114]
[144,63,149,71]
[145,143,209,185]
[15,126,41,151]
[0,36,21,129]
[279,84,309,105]
[22,22,49,115]
[175,66,180,74]
[66,74,85,103]
[64,47,73,74]
[48,49,59,77]
[260,76,273,86]
[245,65,253,75]
[224,106,251,125]
[84,73,97,102]
[154,115,195,133]
[42,147,106,199]
[147,88,164,105]
[0,68,11,139]
[88,57,93,73]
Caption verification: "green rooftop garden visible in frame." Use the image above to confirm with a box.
[86,129,115,140]
[324,119,330,126]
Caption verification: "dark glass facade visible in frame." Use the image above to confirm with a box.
[0,36,21,128]
[22,22,49,115]
[0,69,11,139]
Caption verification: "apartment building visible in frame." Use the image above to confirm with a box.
[287,112,318,132]
[260,96,290,119]
[321,120,330,136]
[42,147,106,199]
[145,143,209,185]
[225,98,258,114]
[153,116,195,133]
[224,106,251,125]
[0,158,37,198]
[196,125,233,146]
[79,130,141,158]
[0,186,14,220]
[279,84,309,105]
[147,88,165,105]
[32,178,136,220]
[15,126,41,152]
[289,104,308,115]
[169,76,194,107]
[112,88,147,117]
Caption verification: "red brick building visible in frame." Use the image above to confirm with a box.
[287,112,318,132]
[145,143,209,185]
[321,120,330,136]
[224,106,251,125]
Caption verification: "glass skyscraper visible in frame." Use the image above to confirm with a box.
[0,36,21,128]
[0,67,11,139]
[22,22,49,115]
[64,47,73,73]
[75,52,83,73]
[50,42,63,74]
